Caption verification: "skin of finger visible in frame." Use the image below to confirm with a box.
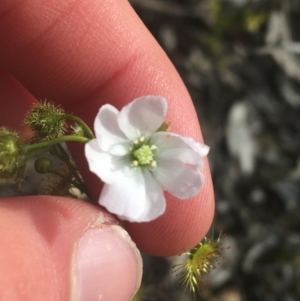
[0,0,215,255]
[0,196,141,301]
[0,72,37,139]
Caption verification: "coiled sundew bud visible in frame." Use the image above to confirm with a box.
[173,232,227,295]
[24,101,67,142]
[0,127,26,183]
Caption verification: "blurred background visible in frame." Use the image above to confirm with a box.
[130,0,300,300]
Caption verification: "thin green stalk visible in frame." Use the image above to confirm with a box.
[25,135,90,152]
[64,114,94,139]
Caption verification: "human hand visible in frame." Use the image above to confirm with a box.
[0,0,214,300]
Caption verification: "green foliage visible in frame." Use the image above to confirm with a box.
[200,0,267,58]
[174,232,225,295]
[245,11,266,32]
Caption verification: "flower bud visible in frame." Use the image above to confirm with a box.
[24,101,67,141]
[0,127,26,183]
[34,158,53,174]
[0,127,23,164]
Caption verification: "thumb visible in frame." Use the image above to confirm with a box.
[0,196,142,301]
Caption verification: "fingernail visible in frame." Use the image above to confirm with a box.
[71,222,142,301]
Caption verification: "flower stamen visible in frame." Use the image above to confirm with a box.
[151,161,157,168]
[133,144,155,165]
[131,160,139,167]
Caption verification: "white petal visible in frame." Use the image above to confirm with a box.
[109,144,130,156]
[180,136,210,156]
[94,104,130,152]
[138,169,166,221]
[118,96,167,140]
[152,159,204,199]
[84,139,115,184]
[99,168,166,222]
[85,139,130,184]
[150,132,207,168]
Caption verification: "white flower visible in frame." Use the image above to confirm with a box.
[84,96,209,222]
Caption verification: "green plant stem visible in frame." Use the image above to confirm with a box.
[25,135,90,152]
[64,114,94,139]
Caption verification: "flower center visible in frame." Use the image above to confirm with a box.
[131,137,157,168]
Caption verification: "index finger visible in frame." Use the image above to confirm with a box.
[0,0,214,256]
